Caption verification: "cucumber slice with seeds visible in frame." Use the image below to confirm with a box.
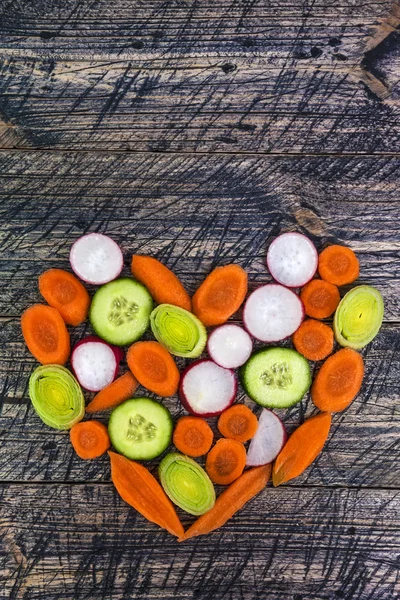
[108,397,173,460]
[89,278,153,346]
[240,347,311,408]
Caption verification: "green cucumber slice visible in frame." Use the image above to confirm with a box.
[89,278,153,346]
[334,285,384,349]
[240,347,311,408]
[150,303,207,358]
[159,453,215,516]
[108,397,173,460]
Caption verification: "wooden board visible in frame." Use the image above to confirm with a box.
[1,57,400,152]
[1,483,399,599]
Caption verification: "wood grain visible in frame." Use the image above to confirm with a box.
[1,483,399,599]
[1,56,400,152]
[0,0,391,60]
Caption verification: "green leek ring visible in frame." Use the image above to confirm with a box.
[150,304,207,358]
[29,365,85,430]
[334,285,384,349]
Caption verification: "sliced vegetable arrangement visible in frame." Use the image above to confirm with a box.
[21,231,384,540]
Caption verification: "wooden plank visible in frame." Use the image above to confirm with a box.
[1,57,399,152]
[0,151,399,316]
[0,0,391,61]
[1,319,399,486]
[1,483,399,599]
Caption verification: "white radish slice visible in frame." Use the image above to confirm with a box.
[71,336,120,392]
[179,359,237,417]
[207,324,253,369]
[70,233,123,285]
[246,409,287,466]
[267,232,318,288]
[243,284,304,342]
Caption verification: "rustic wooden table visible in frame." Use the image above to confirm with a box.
[1,1,399,599]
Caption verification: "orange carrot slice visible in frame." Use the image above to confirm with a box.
[131,255,191,311]
[318,245,359,286]
[21,304,70,365]
[192,264,248,326]
[300,279,340,319]
[109,451,184,538]
[86,372,138,413]
[311,348,364,412]
[173,416,214,457]
[205,438,246,485]
[180,464,271,541]
[70,420,111,459]
[217,404,258,443]
[127,341,180,397]
[272,412,332,486]
[39,268,90,326]
[292,319,334,361]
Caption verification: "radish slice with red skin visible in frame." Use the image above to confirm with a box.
[71,336,121,392]
[246,409,287,466]
[179,359,237,417]
[207,325,253,369]
[70,233,123,285]
[243,284,304,342]
[267,232,318,288]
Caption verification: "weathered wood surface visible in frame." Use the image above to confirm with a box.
[1,0,400,598]
[1,319,399,486]
[1,56,400,152]
[1,484,399,600]
[0,0,391,60]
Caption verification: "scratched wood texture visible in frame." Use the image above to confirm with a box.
[1,0,400,599]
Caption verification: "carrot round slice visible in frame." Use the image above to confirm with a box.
[86,372,138,413]
[311,348,364,412]
[205,438,246,485]
[318,245,359,286]
[192,264,248,326]
[39,268,90,326]
[217,405,258,443]
[131,255,191,311]
[292,319,334,361]
[300,279,340,319]
[21,304,70,365]
[272,412,331,486]
[70,420,111,459]
[173,416,214,457]
[127,341,180,397]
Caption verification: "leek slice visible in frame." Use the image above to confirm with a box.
[29,365,85,429]
[159,453,215,516]
[334,285,384,349]
[150,304,207,358]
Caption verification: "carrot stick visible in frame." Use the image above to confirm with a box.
[86,372,138,413]
[180,464,271,541]
[292,319,334,361]
[109,451,184,538]
[318,245,359,286]
[311,348,364,412]
[272,412,331,486]
[131,255,191,311]
[173,416,214,457]
[217,404,258,443]
[205,438,246,485]
[39,268,90,326]
[300,279,340,319]
[192,264,248,326]
[70,420,111,459]
[21,304,70,365]
[127,341,180,397]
